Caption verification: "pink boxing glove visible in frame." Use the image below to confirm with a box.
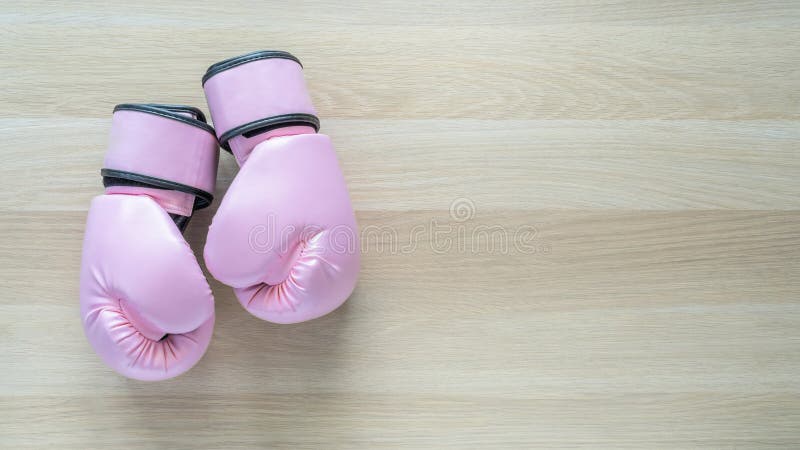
[202,51,359,324]
[80,104,219,381]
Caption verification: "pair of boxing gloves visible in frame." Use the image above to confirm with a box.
[80,51,359,381]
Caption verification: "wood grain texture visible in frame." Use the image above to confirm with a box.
[1,1,799,448]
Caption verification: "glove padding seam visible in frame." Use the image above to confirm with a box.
[217,113,320,152]
[113,103,216,136]
[101,168,214,211]
[202,50,302,85]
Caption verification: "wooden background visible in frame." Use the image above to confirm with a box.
[2,1,799,448]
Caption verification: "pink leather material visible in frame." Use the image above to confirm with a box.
[105,109,219,195]
[204,134,359,323]
[105,186,195,217]
[81,195,215,380]
[228,125,315,165]
[80,106,218,380]
[203,57,316,144]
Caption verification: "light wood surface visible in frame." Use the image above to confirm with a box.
[2,1,799,448]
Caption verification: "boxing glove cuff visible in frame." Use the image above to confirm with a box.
[103,103,219,212]
[202,51,319,157]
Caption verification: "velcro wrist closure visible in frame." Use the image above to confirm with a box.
[102,104,219,211]
[202,51,320,152]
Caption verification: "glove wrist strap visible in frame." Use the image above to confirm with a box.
[101,103,219,217]
[203,51,319,154]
